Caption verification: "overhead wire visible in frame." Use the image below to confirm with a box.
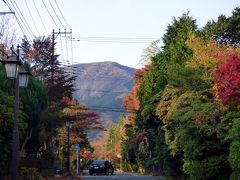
[59,33,65,61]
[42,0,60,29]
[47,0,66,29]
[4,1,136,111]
[53,0,71,29]
[33,0,48,34]
[64,30,69,62]
[73,88,130,94]
[51,0,73,67]
[70,29,73,64]
[58,62,135,79]
[71,36,158,44]
[3,0,33,42]
[24,0,40,36]
[10,0,36,39]
[72,105,136,114]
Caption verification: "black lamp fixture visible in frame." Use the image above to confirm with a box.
[0,55,31,87]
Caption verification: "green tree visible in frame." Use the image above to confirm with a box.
[201,7,240,46]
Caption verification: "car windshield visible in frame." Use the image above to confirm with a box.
[91,160,105,165]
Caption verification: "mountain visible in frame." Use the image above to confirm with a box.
[72,61,135,127]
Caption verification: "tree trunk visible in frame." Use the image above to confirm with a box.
[20,128,33,156]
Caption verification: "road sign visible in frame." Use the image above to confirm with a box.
[74,143,80,152]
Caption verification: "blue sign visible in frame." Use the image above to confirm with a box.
[74,143,80,152]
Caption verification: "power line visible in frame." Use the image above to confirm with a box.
[54,30,72,67]
[65,30,69,61]
[33,0,48,34]
[70,29,73,64]
[71,36,158,44]
[3,0,32,42]
[72,36,157,40]
[42,0,60,29]
[24,0,40,36]
[73,105,136,114]
[53,0,71,29]
[47,0,66,29]
[10,0,36,38]
[59,34,64,61]
[73,88,130,94]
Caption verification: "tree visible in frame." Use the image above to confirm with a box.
[55,97,104,157]
[0,16,17,47]
[20,36,76,155]
[20,71,48,156]
[0,90,15,176]
[21,36,76,102]
[186,35,240,86]
[164,91,231,179]
[0,50,48,176]
[201,7,240,46]
[213,55,240,105]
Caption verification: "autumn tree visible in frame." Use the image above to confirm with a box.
[20,36,76,155]
[213,55,240,105]
[0,16,17,47]
[53,97,104,168]
[21,36,75,102]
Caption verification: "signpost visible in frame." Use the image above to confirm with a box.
[74,144,80,175]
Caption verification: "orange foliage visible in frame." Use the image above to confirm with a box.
[186,35,240,82]
[55,97,104,148]
[91,134,108,159]
[123,66,150,125]
[62,96,77,106]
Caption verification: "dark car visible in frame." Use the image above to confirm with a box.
[54,168,63,177]
[89,160,114,175]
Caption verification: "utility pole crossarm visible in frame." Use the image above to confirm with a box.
[0,12,15,15]
[53,29,72,40]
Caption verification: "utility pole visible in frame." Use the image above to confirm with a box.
[66,120,72,174]
[51,29,72,80]
[51,29,55,84]
[67,122,70,172]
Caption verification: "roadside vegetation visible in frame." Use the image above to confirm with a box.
[104,7,240,179]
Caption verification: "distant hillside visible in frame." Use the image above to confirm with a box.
[72,61,135,127]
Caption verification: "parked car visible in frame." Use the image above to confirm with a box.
[89,160,114,175]
[54,168,63,177]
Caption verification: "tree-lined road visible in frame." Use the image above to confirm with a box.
[81,172,164,180]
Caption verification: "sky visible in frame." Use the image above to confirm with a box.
[0,0,239,68]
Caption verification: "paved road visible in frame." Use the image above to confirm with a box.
[81,171,164,180]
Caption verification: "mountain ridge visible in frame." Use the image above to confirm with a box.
[72,61,135,126]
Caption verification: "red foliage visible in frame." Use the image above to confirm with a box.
[213,55,240,104]
[81,149,92,157]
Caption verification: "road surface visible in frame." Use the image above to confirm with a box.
[81,171,164,180]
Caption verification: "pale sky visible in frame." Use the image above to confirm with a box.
[0,0,239,68]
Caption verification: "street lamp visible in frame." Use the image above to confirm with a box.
[19,67,31,88]
[2,56,20,79]
[66,120,73,174]
[0,46,31,180]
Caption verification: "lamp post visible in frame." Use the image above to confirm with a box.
[117,154,122,173]
[0,46,31,180]
[66,120,73,174]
